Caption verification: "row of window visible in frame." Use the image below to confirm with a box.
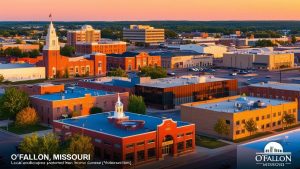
[126,139,155,148]
[236,120,283,135]
[249,93,296,101]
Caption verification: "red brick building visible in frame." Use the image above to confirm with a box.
[42,22,106,79]
[30,86,129,125]
[19,83,65,95]
[75,41,127,55]
[53,96,195,167]
[107,52,161,71]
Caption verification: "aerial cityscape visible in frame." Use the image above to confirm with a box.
[0,1,300,169]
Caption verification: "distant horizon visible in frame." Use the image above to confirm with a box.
[1,0,299,21]
[1,20,300,22]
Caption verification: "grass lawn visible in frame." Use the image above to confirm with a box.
[0,124,50,135]
[195,135,229,149]
[233,131,273,143]
[274,123,300,132]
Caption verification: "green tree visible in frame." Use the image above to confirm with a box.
[214,118,230,136]
[255,39,276,47]
[128,95,146,114]
[28,49,40,58]
[0,87,29,119]
[19,133,59,155]
[67,134,94,159]
[140,66,167,79]
[89,107,103,114]
[291,35,297,44]
[0,74,4,83]
[282,113,296,128]
[107,67,127,77]
[165,29,178,39]
[60,45,75,57]
[244,119,257,136]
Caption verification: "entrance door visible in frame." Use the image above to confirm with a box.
[162,145,171,155]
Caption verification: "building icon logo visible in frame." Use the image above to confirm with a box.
[255,142,292,167]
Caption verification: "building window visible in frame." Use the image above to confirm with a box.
[293,109,296,113]
[225,120,230,124]
[114,144,121,149]
[148,139,155,144]
[186,132,193,136]
[236,130,240,135]
[278,112,282,116]
[94,138,102,143]
[277,120,281,125]
[273,113,276,117]
[80,104,83,110]
[113,152,121,161]
[236,121,240,125]
[177,142,184,153]
[267,114,270,119]
[262,116,265,120]
[272,122,276,127]
[125,153,134,162]
[256,117,259,121]
[177,133,184,138]
[242,119,245,124]
[137,150,145,162]
[186,139,193,149]
[266,123,270,128]
[126,144,134,148]
[241,129,245,133]
[137,142,144,146]
[148,148,156,159]
[261,125,265,129]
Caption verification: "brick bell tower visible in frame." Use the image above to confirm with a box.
[43,21,60,79]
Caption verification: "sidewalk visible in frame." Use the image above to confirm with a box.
[0,120,13,127]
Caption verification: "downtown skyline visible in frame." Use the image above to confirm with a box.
[1,0,300,21]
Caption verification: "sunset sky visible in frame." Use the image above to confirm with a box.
[1,0,300,21]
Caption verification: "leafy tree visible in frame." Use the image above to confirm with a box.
[140,66,167,79]
[291,35,297,44]
[214,118,230,136]
[15,39,22,44]
[19,133,59,155]
[28,49,40,58]
[282,113,296,127]
[67,134,94,159]
[89,107,103,114]
[165,29,178,39]
[60,45,75,57]
[255,40,276,47]
[128,95,146,114]
[0,87,29,119]
[107,67,127,77]
[244,119,257,136]
[0,74,4,83]
[15,107,39,127]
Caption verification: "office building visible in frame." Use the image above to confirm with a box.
[75,41,127,55]
[67,25,101,47]
[180,44,227,58]
[123,25,165,44]
[135,75,238,109]
[181,95,298,140]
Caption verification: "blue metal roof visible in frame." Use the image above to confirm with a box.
[55,112,191,138]
[31,87,114,101]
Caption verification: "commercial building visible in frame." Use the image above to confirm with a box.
[53,96,195,166]
[149,51,213,69]
[78,76,151,94]
[179,44,227,58]
[0,63,45,82]
[107,52,161,71]
[42,22,106,79]
[19,83,65,96]
[222,50,294,70]
[181,95,298,140]
[67,25,101,47]
[123,25,165,44]
[135,75,238,110]
[75,41,127,55]
[241,81,300,119]
[30,86,129,125]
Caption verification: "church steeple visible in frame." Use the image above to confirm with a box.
[114,93,125,118]
[43,21,60,51]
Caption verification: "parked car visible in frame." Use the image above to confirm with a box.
[167,72,176,76]
[230,72,237,76]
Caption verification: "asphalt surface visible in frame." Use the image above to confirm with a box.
[0,130,22,169]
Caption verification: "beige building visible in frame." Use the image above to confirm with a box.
[181,95,298,140]
[67,25,101,46]
[149,51,213,69]
[123,25,165,44]
[0,63,45,82]
[180,44,227,58]
[222,51,294,70]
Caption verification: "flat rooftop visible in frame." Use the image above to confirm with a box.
[55,112,190,138]
[137,75,231,88]
[31,86,113,101]
[107,52,139,58]
[149,51,207,57]
[0,63,35,69]
[194,96,287,113]
[249,82,300,92]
